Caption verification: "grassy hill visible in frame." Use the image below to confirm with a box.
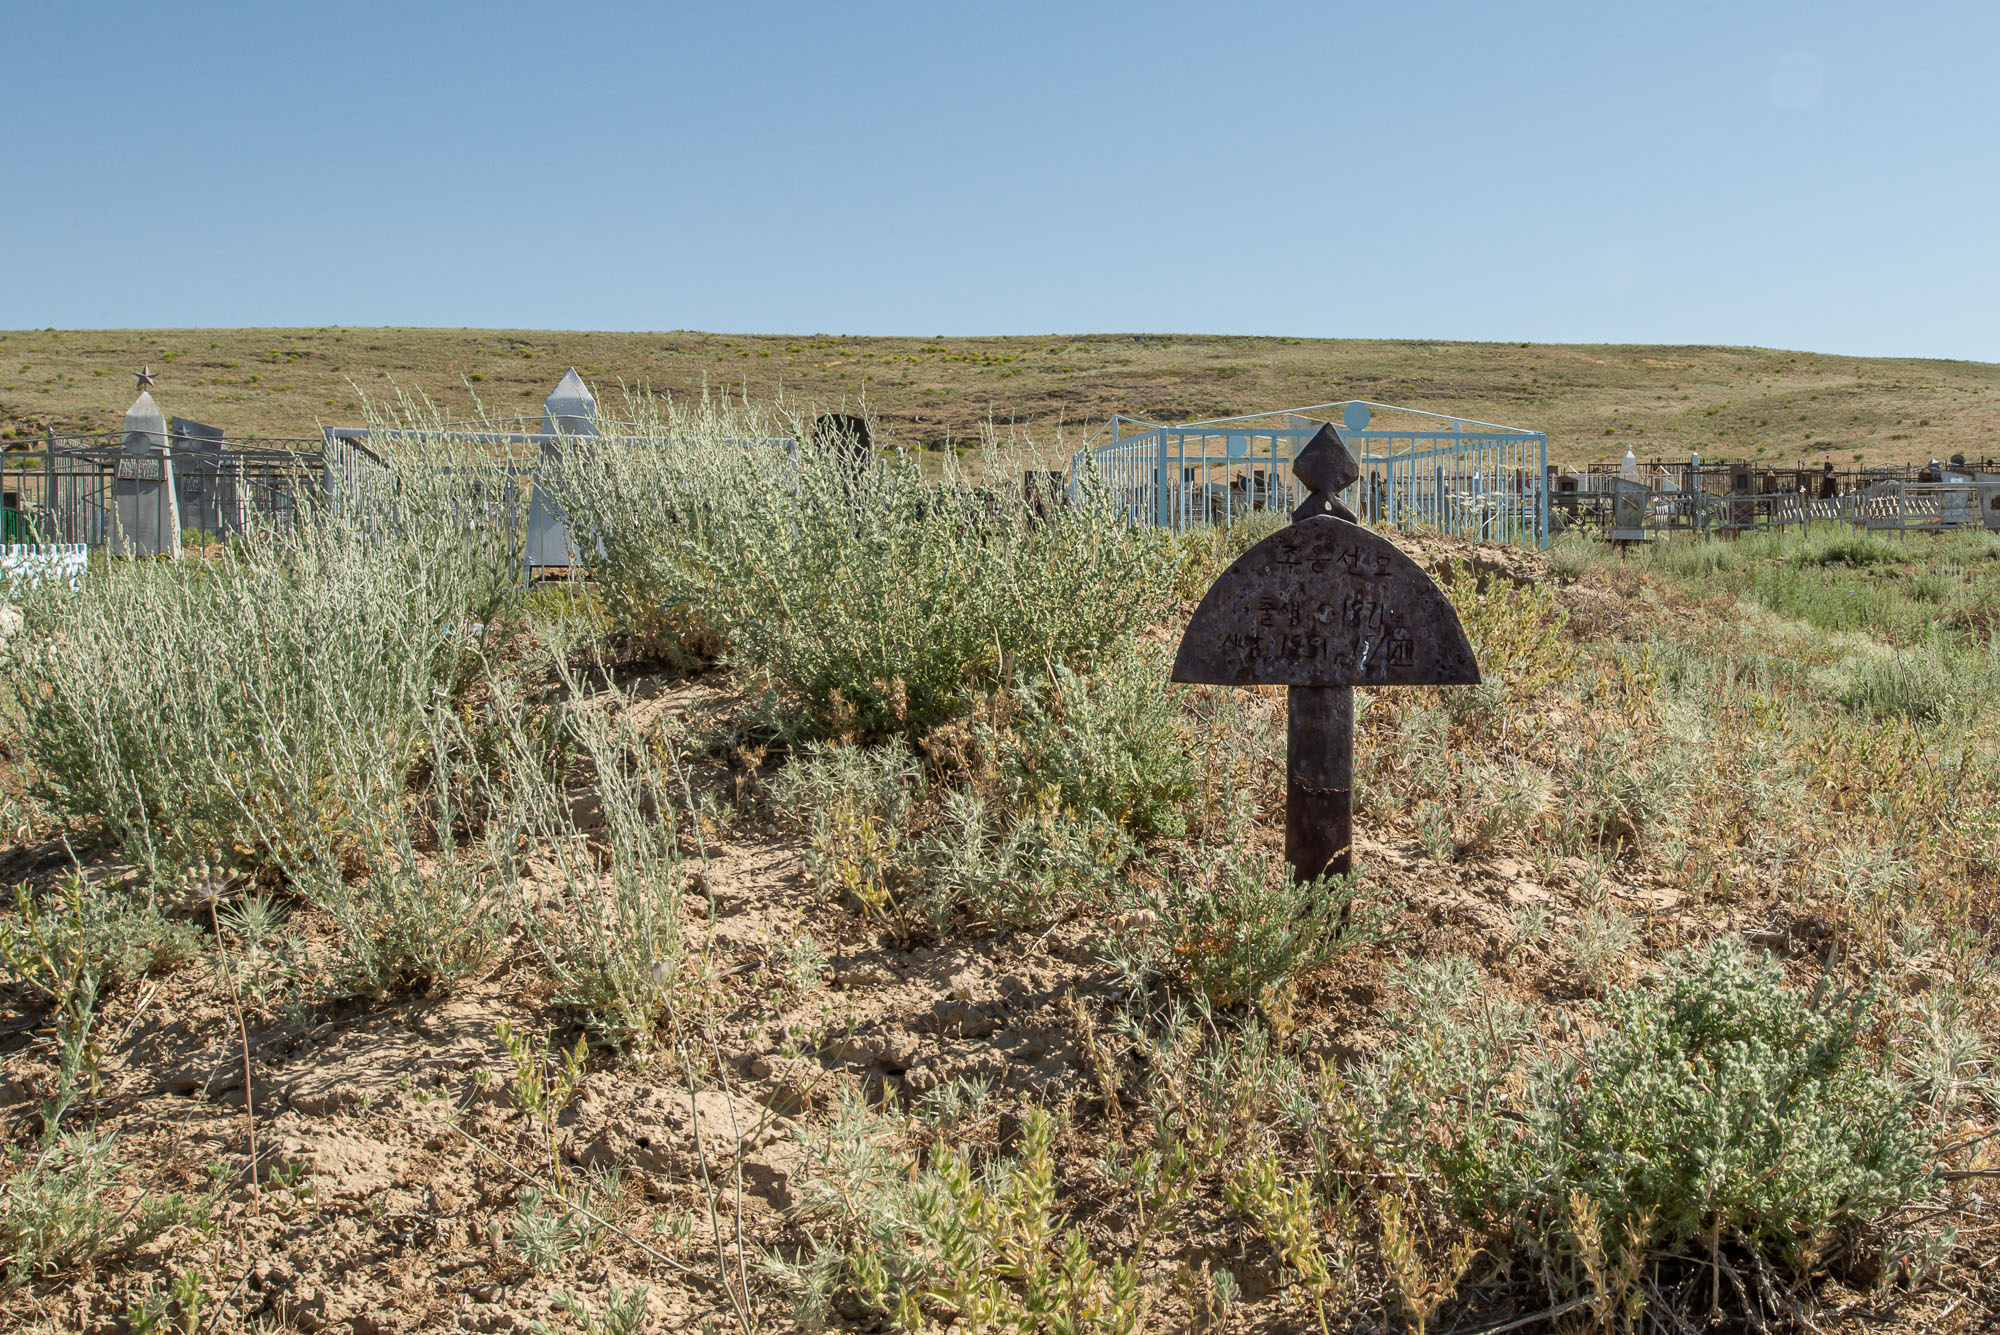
[3,326,1999,469]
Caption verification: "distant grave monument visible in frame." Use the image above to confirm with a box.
[524,369,596,577]
[168,417,237,538]
[813,413,873,492]
[111,391,180,558]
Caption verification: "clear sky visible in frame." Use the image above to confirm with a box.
[3,1,1995,361]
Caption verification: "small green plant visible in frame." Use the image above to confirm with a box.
[508,687,690,1048]
[168,1269,204,1334]
[1149,852,1390,1008]
[212,891,301,1018]
[1569,907,1639,990]
[1504,902,1550,955]
[0,1129,199,1282]
[0,872,197,1014]
[782,1094,1141,1332]
[868,1107,1139,1332]
[1441,567,1581,700]
[1376,1193,1475,1335]
[498,1022,590,1190]
[1812,640,1964,724]
[507,1186,583,1272]
[783,933,829,994]
[531,1285,652,1335]
[1225,1154,1345,1333]
[313,855,505,1000]
[918,789,1131,935]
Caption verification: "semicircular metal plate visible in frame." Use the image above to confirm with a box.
[1171,515,1481,687]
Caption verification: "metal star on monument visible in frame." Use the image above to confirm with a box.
[135,367,157,391]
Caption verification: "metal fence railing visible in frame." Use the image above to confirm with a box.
[1071,401,1550,548]
[1567,475,2000,541]
[2,428,326,549]
[1,543,90,595]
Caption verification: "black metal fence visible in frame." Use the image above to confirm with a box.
[0,424,327,548]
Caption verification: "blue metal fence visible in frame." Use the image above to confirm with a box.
[1071,400,1550,548]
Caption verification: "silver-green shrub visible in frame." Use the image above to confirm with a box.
[559,394,1171,741]
[7,422,521,881]
[0,1128,200,1282]
[498,668,689,1049]
[997,645,1198,837]
[778,738,1130,938]
[1361,938,1926,1268]
[1143,851,1390,1007]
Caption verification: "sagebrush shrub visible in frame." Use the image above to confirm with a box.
[919,788,1130,934]
[998,645,1197,837]
[1362,939,1926,1272]
[1561,940,1923,1251]
[7,424,519,879]
[772,737,927,833]
[784,738,1130,939]
[561,394,1171,741]
[503,674,690,1048]
[0,1128,199,1282]
[1811,639,1965,724]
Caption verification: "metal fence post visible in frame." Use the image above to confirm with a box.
[1538,434,1550,548]
[43,428,56,543]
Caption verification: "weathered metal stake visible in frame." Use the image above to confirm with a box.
[1172,421,1480,885]
[1286,684,1353,881]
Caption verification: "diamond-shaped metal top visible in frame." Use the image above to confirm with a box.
[1292,422,1359,496]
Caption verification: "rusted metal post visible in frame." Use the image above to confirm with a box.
[1287,684,1353,881]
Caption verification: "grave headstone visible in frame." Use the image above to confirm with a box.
[112,391,180,558]
[1609,477,1650,543]
[814,413,872,478]
[169,417,232,538]
[1023,470,1066,523]
[1172,424,1479,881]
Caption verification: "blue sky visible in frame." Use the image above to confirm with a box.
[3,1,1994,360]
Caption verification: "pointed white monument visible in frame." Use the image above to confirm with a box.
[524,369,596,579]
[112,391,181,558]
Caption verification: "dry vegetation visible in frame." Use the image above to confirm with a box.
[5,328,2000,469]
[0,385,1997,1334]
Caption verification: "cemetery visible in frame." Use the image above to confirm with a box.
[0,368,1996,1334]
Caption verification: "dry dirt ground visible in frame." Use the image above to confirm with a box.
[4,328,2000,471]
[0,533,1992,1334]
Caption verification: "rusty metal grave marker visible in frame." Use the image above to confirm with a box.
[1171,424,1481,881]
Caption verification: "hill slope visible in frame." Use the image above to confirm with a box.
[3,327,1997,468]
